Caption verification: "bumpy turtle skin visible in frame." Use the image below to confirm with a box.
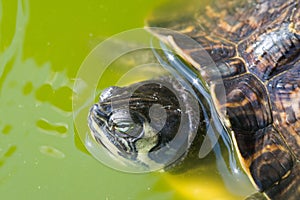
[147,0,300,199]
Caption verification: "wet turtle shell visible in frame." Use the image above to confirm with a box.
[146,0,300,199]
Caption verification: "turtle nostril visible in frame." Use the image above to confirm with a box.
[92,104,99,110]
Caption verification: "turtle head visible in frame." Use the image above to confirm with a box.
[88,77,201,172]
[88,83,176,156]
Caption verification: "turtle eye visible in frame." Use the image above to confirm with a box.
[114,122,132,134]
[113,122,143,138]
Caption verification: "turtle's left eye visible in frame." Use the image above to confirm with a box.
[113,122,143,138]
[115,122,132,134]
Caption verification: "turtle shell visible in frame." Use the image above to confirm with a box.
[147,0,300,199]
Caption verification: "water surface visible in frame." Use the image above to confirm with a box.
[0,0,254,199]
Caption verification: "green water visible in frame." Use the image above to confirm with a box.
[0,0,255,199]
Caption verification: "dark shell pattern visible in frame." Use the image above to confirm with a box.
[147,0,300,199]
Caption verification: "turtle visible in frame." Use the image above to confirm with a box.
[88,0,300,199]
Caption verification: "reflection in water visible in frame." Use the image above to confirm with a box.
[0,0,30,177]
[0,0,72,183]
[36,119,68,136]
[22,82,33,95]
[39,145,65,159]
[35,84,73,112]
[0,146,17,168]
[1,125,12,135]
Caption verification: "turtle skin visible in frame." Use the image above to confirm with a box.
[147,0,300,199]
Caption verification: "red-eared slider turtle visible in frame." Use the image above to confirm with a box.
[88,0,300,199]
